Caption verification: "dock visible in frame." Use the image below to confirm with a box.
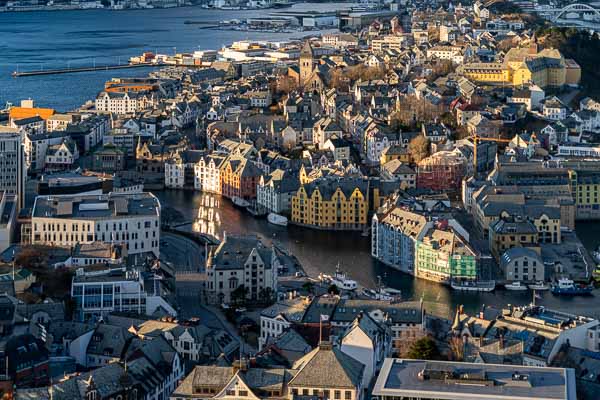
[11,63,163,78]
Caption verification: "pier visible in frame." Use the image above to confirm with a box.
[11,62,163,78]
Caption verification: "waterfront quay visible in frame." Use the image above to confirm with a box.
[11,62,161,78]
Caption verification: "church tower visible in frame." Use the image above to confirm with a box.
[299,41,315,86]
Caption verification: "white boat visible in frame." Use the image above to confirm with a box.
[528,281,550,291]
[505,281,528,291]
[363,288,396,301]
[330,265,358,291]
[451,280,496,292]
[231,196,250,208]
[267,213,288,227]
[380,287,402,296]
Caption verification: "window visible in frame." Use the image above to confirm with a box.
[334,390,341,399]
[345,391,352,399]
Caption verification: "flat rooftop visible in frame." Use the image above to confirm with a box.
[32,192,160,220]
[373,359,576,400]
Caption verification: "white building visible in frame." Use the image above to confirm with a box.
[31,192,161,257]
[542,96,568,121]
[426,46,465,64]
[259,296,309,349]
[194,154,225,193]
[256,169,299,214]
[206,235,278,305]
[24,131,69,172]
[71,267,176,322]
[248,91,272,108]
[557,143,600,158]
[95,91,156,114]
[0,127,26,208]
[164,150,204,189]
[0,192,17,253]
[340,313,392,389]
[44,138,79,171]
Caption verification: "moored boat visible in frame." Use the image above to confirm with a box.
[451,280,496,292]
[330,265,358,291]
[528,281,550,291]
[267,213,288,227]
[551,277,593,296]
[231,196,250,208]
[505,281,528,291]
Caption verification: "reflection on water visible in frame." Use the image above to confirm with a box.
[192,194,222,239]
[156,190,600,319]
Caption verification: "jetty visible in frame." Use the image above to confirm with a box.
[11,62,163,78]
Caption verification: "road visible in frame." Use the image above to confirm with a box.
[161,231,205,273]
[176,281,258,355]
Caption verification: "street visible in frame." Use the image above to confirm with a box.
[160,231,205,273]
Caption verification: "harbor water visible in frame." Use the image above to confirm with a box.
[0,4,351,110]
[155,190,600,319]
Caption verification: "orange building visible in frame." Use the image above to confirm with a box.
[9,106,55,123]
[220,155,263,200]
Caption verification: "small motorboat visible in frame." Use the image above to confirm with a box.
[231,196,250,208]
[267,213,288,227]
[505,281,528,291]
[451,280,496,292]
[528,281,550,291]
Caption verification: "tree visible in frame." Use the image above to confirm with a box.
[406,337,441,360]
[16,246,49,269]
[231,285,249,306]
[301,281,315,294]
[428,60,455,83]
[408,135,430,164]
[449,336,465,361]
[276,75,298,94]
[258,287,274,305]
[327,284,340,295]
[328,68,350,91]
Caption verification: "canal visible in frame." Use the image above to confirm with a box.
[155,190,600,318]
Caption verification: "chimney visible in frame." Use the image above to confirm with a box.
[233,358,249,372]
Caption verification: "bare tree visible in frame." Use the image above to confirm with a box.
[408,135,430,163]
[449,336,465,361]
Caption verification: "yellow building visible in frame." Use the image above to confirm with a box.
[569,170,600,219]
[380,144,411,165]
[291,178,369,230]
[457,46,580,88]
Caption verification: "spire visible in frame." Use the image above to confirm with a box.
[300,40,314,59]
[451,305,462,331]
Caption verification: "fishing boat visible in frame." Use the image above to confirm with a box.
[267,213,288,227]
[504,281,528,291]
[551,278,593,296]
[330,265,358,291]
[231,196,250,208]
[451,280,496,292]
[528,281,550,291]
